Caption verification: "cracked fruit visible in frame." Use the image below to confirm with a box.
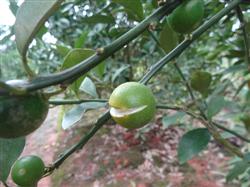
[109,82,156,129]
[168,0,204,34]
[11,155,45,186]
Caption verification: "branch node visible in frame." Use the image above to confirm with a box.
[157,0,167,6]
[148,23,157,31]
[96,47,105,55]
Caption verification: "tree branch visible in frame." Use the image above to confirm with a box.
[157,104,244,157]
[43,0,245,175]
[46,111,111,173]
[5,0,182,94]
[49,99,107,105]
[235,6,250,66]
[140,0,243,84]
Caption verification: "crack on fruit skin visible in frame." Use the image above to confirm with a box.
[110,105,148,118]
[109,82,156,129]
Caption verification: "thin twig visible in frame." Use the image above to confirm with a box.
[46,111,111,173]
[233,79,248,98]
[157,104,250,143]
[157,104,243,157]
[213,122,250,143]
[146,0,244,157]
[49,99,107,105]
[235,6,250,66]
[140,0,243,84]
[17,1,182,92]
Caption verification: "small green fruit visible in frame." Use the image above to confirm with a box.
[190,71,212,94]
[0,80,49,138]
[168,0,205,34]
[11,155,45,186]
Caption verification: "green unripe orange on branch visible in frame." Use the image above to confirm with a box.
[109,82,156,129]
[190,71,212,94]
[0,80,49,138]
[11,155,45,187]
[168,0,205,34]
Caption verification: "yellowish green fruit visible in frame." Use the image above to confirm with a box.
[109,82,156,129]
[168,0,204,34]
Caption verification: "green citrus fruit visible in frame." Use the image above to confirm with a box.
[168,0,204,34]
[109,82,156,129]
[11,155,45,186]
[190,71,212,94]
[0,80,49,138]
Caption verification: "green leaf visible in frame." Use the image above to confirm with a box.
[62,49,95,94]
[178,128,210,164]
[206,96,227,120]
[91,62,106,79]
[226,161,249,181]
[36,26,48,39]
[82,14,115,24]
[9,1,19,16]
[80,77,98,98]
[56,44,71,57]
[159,21,178,53]
[222,64,246,74]
[162,112,185,128]
[112,0,144,21]
[0,137,25,181]
[151,0,158,8]
[15,0,63,57]
[226,153,250,181]
[62,102,106,129]
[74,31,88,48]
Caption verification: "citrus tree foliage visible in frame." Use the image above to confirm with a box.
[0,0,250,186]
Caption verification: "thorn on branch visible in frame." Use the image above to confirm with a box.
[157,0,167,6]
[148,23,157,31]
[96,48,105,55]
